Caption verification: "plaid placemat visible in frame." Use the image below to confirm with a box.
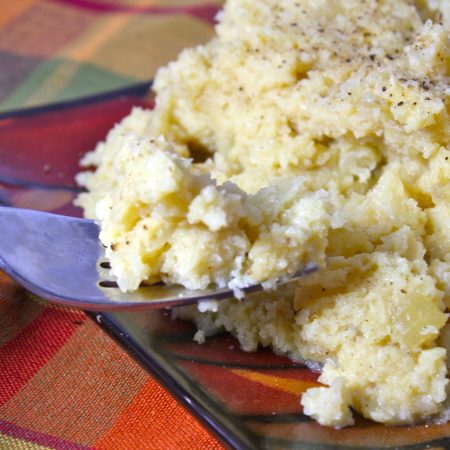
[0,0,225,448]
[0,0,220,113]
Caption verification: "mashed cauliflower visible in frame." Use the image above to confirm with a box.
[76,0,450,428]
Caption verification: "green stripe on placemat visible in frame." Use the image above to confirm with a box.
[56,63,137,102]
[0,59,137,113]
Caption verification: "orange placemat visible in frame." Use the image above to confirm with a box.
[0,272,223,448]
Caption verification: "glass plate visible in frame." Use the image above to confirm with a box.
[1,92,449,450]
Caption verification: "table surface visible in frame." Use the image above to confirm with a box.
[0,0,225,448]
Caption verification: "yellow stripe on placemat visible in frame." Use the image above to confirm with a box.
[58,13,133,63]
[57,0,156,63]
[18,7,136,106]
[90,14,216,79]
[20,60,80,107]
[0,433,52,450]
[59,9,215,80]
[231,369,320,395]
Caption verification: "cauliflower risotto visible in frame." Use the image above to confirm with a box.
[76,0,450,428]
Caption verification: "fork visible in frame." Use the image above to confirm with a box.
[0,206,317,311]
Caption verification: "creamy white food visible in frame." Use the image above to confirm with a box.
[76,0,450,428]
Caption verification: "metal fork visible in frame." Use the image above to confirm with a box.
[0,206,316,311]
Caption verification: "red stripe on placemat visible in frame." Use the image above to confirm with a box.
[0,307,86,406]
[48,0,220,23]
[0,419,94,450]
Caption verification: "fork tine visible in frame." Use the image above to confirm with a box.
[0,206,316,311]
[0,206,240,310]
